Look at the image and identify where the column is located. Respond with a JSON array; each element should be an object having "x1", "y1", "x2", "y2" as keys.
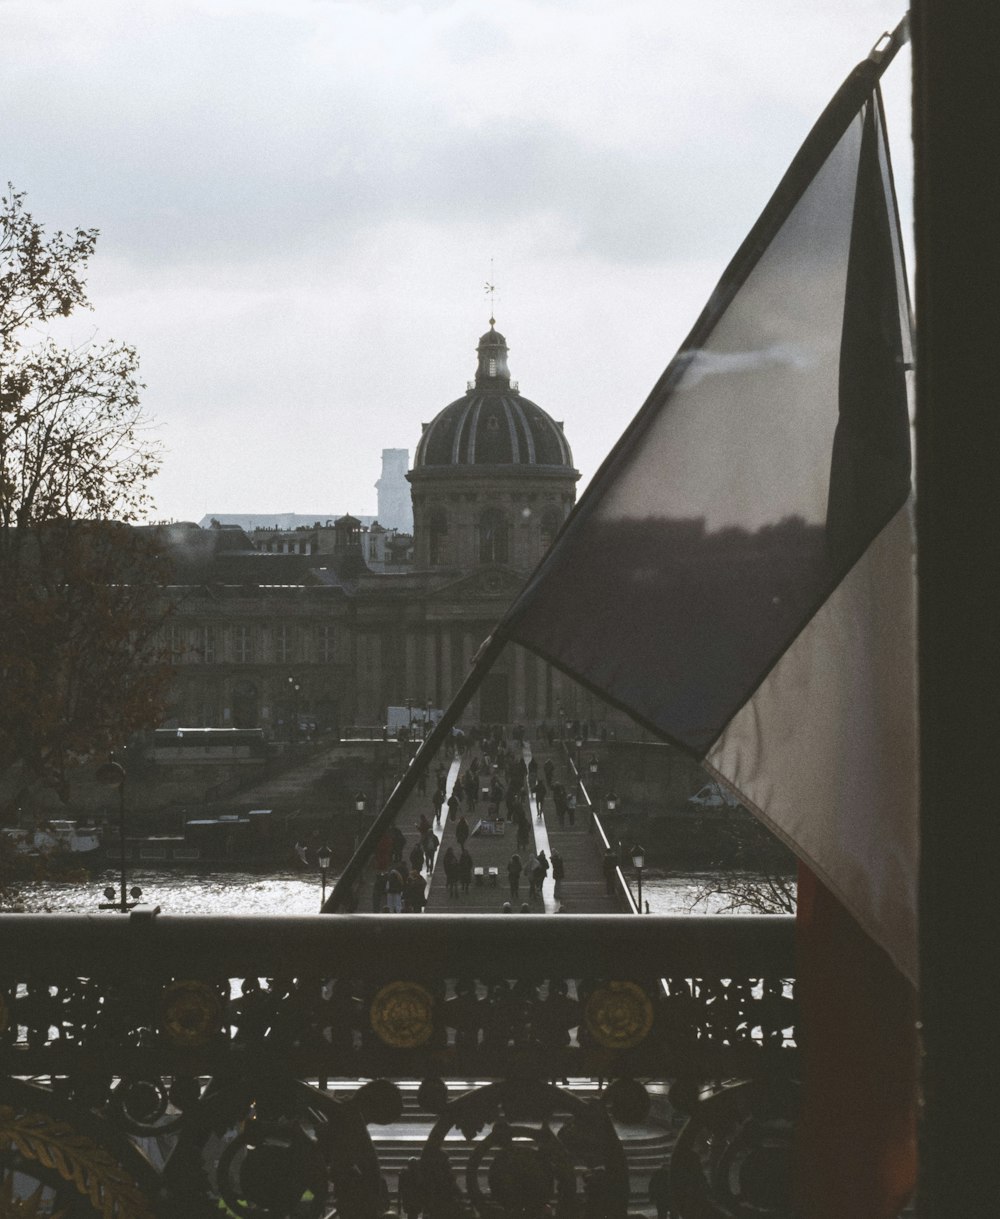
[{"x1": 440, "y1": 627, "x2": 453, "y2": 705}]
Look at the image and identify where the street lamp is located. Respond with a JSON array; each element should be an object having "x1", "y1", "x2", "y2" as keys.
[
  {"x1": 96, "y1": 757, "x2": 142, "y2": 912},
  {"x1": 631, "y1": 843, "x2": 646, "y2": 913},
  {"x1": 317, "y1": 843, "x2": 332, "y2": 908},
  {"x1": 287, "y1": 676, "x2": 302, "y2": 752},
  {"x1": 605, "y1": 790, "x2": 619, "y2": 812},
  {"x1": 355, "y1": 791, "x2": 367, "y2": 849},
  {"x1": 588, "y1": 753, "x2": 599, "y2": 779}
]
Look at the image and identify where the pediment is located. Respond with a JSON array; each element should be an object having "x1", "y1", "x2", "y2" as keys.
[{"x1": 426, "y1": 566, "x2": 527, "y2": 602}]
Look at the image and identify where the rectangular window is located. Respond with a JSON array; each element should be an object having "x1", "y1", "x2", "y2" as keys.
[
  {"x1": 318, "y1": 624, "x2": 334, "y2": 664},
  {"x1": 234, "y1": 625, "x2": 253, "y2": 664},
  {"x1": 202, "y1": 626, "x2": 216, "y2": 663},
  {"x1": 276, "y1": 624, "x2": 291, "y2": 665},
  {"x1": 167, "y1": 625, "x2": 183, "y2": 664}
]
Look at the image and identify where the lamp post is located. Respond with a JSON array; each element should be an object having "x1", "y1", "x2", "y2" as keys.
[
  {"x1": 287, "y1": 675, "x2": 301, "y2": 753},
  {"x1": 318, "y1": 843, "x2": 332, "y2": 909},
  {"x1": 354, "y1": 791, "x2": 367, "y2": 850},
  {"x1": 574, "y1": 734, "x2": 584, "y2": 793},
  {"x1": 96, "y1": 757, "x2": 142, "y2": 912},
  {"x1": 588, "y1": 753, "x2": 599, "y2": 781},
  {"x1": 631, "y1": 843, "x2": 645, "y2": 913}
]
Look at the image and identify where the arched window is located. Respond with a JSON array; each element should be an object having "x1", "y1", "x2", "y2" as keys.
[
  {"x1": 479, "y1": 508, "x2": 509, "y2": 565},
  {"x1": 540, "y1": 507, "x2": 563, "y2": 552},
  {"x1": 428, "y1": 509, "x2": 448, "y2": 565}
]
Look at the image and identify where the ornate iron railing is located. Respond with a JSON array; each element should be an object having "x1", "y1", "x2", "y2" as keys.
[{"x1": 0, "y1": 912, "x2": 797, "y2": 1218}]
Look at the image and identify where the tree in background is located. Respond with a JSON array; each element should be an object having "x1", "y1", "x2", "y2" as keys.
[
  {"x1": 0, "y1": 185, "x2": 170, "y2": 806},
  {"x1": 690, "y1": 810, "x2": 797, "y2": 914}
]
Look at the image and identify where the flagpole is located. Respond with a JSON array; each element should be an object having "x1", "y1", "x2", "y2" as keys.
[
  {"x1": 869, "y1": 14, "x2": 910, "y2": 69},
  {"x1": 322, "y1": 630, "x2": 507, "y2": 912}
]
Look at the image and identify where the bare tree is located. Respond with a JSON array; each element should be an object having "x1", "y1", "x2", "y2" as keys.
[
  {"x1": 0, "y1": 186, "x2": 169, "y2": 804},
  {"x1": 689, "y1": 808, "x2": 797, "y2": 915}
]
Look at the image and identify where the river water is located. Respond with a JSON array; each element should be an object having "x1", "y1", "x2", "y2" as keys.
[{"x1": 12, "y1": 867, "x2": 790, "y2": 916}]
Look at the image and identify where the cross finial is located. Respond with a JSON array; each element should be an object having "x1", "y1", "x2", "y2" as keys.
[{"x1": 484, "y1": 259, "x2": 497, "y2": 326}]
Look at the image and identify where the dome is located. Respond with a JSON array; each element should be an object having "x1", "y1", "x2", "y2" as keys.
[{"x1": 412, "y1": 323, "x2": 575, "y2": 472}]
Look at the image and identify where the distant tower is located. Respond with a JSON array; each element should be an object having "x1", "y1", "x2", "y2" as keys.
[{"x1": 375, "y1": 449, "x2": 413, "y2": 533}]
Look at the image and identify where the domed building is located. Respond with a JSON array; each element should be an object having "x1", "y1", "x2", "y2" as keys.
[
  {"x1": 410, "y1": 323, "x2": 578, "y2": 573},
  {"x1": 158, "y1": 320, "x2": 608, "y2": 733}
]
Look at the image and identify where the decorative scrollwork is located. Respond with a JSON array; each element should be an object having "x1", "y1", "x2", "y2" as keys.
[
  {"x1": 158, "y1": 979, "x2": 224, "y2": 1048},
  {"x1": 0, "y1": 1102, "x2": 155, "y2": 1219},
  {"x1": 584, "y1": 982, "x2": 654, "y2": 1050},
  {"x1": 421, "y1": 1079, "x2": 631, "y2": 1218},
  {"x1": 670, "y1": 1077, "x2": 798, "y2": 1219},
  {"x1": 370, "y1": 981, "x2": 434, "y2": 1048},
  {"x1": 165, "y1": 1077, "x2": 387, "y2": 1218}
]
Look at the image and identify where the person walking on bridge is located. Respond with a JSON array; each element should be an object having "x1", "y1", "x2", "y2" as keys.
[
  {"x1": 551, "y1": 849, "x2": 565, "y2": 906},
  {"x1": 458, "y1": 848, "x2": 473, "y2": 895},
  {"x1": 602, "y1": 849, "x2": 618, "y2": 896},
  {"x1": 537, "y1": 849, "x2": 550, "y2": 893},
  {"x1": 386, "y1": 866, "x2": 403, "y2": 913},
  {"x1": 526, "y1": 851, "x2": 541, "y2": 901},
  {"x1": 508, "y1": 852, "x2": 523, "y2": 902},
  {"x1": 553, "y1": 783, "x2": 567, "y2": 828},
  {"x1": 403, "y1": 868, "x2": 426, "y2": 913},
  {"x1": 443, "y1": 847, "x2": 459, "y2": 898}
]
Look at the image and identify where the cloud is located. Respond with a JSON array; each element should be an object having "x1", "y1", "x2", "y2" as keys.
[{"x1": 0, "y1": 0, "x2": 912, "y2": 522}]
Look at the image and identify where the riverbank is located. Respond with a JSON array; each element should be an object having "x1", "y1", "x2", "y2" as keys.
[{"x1": 5, "y1": 867, "x2": 795, "y2": 916}]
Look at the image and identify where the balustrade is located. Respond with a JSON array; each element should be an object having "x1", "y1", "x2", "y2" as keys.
[{"x1": 0, "y1": 913, "x2": 797, "y2": 1218}]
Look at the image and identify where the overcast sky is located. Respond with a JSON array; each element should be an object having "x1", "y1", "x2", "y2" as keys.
[{"x1": 2, "y1": 0, "x2": 912, "y2": 525}]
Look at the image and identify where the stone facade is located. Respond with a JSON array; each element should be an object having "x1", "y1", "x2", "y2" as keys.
[{"x1": 158, "y1": 323, "x2": 610, "y2": 735}]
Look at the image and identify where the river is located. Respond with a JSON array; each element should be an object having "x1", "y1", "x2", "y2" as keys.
[{"x1": 11, "y1": 867, "x2": 792, "y2": 916}]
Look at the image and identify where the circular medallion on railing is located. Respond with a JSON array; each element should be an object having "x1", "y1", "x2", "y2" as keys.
[
  {"x1": 158, "y1": 980, "x2": 223, "y2": 1048},
  {"x1": 584, "y1": 982, "x2": 654, "y2": 1050},
  {"x1": 370, "y1": 981, "x2": 434, "y2": 1048}
]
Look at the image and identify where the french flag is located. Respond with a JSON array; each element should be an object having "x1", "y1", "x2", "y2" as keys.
[{"x1": 495, "y1": 35, "x2": 918, "y2": 1218}]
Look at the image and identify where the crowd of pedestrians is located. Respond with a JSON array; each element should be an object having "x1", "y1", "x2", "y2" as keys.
[{"x1": 364, "y1": 721, "x2": 589, "y2": 914}]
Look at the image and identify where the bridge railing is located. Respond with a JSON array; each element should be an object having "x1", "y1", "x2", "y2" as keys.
[
  {"x1": 0, "y1": 911, "x2": 797, "y2": 1218},
  {"x1": 564, "y1": 743, "x2": 639, "y2": 913}
]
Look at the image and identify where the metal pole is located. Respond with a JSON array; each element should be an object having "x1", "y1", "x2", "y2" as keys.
[{"x1": 118, "y1": 779, "x2": 127, "y2": 913}]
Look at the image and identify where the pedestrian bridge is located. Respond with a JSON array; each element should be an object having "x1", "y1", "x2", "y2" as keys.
[{"x1": 420, "y1": 740, "x2": 633, "y2": 915}]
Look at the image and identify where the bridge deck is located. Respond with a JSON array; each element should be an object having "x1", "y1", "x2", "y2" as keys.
[{"x1": 422, "y1": 741, "x2": 621, "y2": 914}]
